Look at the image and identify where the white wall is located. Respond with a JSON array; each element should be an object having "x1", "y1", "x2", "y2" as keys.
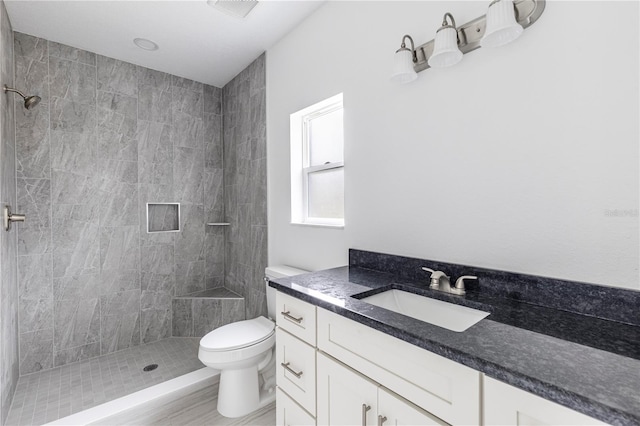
[{"x1": 266, "y1": 1, "x2": 639, "y2": 289}]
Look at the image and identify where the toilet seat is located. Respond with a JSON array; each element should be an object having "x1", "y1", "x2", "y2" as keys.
[{"x1": 200, "y1": 316, "x2": 275, "y2": 352}]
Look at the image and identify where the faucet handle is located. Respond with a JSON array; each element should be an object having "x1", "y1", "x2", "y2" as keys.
[
  {"x1": 454, "y1": 275, "x2": 477, "y2": 294},
  {"x1": 421, "y1": 267, "x2": 435, "y2": 274}
]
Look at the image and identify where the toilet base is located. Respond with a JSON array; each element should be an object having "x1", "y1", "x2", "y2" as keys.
[{"x1": 216, "y1": 363, "x2": 276, "y2": 418}]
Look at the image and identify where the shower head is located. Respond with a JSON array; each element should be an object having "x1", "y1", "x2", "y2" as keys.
[{"x1": 3, "y1": 85, "x2": 41, "y2": 110}]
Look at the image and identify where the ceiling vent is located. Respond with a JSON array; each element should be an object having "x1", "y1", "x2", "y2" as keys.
[{"x1": 207, "y1": 0, "x2": 259, "y2": 19}]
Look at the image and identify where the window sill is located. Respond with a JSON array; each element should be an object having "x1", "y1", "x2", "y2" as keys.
[{"x1": 291, "y1": 221, "x2": 344, "y2": 229}]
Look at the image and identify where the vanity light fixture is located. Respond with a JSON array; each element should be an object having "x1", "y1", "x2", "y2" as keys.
[
  {"x1": 481, "y1": 0, "x2": 524, "y2": 48},
  {"x1": 391, "y1": 0, "x2": 545, "y2": 83},
  {"x1": 390, "y1": 35, "x2": 418, "y2": 84},
  {"x1": 428, "y1": 13, "x2": 463, "y2": 69}
]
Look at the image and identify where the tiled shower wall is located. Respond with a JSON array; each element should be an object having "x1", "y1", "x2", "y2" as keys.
[
  {"x1": 223, "y1": 55, "x2": 267, "y2": 320},
  {"x1": 14, "y1": 32, "x2": 225, "y2": 374},
  {"x1": 0, "y1": 1, "x2": 18, "y2": 423}
]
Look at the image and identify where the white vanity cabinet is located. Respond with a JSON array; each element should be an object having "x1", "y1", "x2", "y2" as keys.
[
  {"x1": 484, "y1": 377, "x2": 607, "y2": 426},
  {"x1": 275, "y1": 292, "x2": 318, "y2": 425},
  {"x1": 274, "y1": 290, "x2": 607, "y2": 426},
  {"x1": 317, "y1": 352, "x2": 445, "y2": 426},
  {"x1": 317, "y1": 309, "x2": 480, "y2": 425}
]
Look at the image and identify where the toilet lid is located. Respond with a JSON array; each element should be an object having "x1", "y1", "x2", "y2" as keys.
[{"x1": 200, "y1": 316, "x2": 275, "y2": 351}]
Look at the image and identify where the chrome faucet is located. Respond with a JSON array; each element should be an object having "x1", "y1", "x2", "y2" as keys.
[{"x1": 421, "y1": 267, "x2": 477, "y2": 296}]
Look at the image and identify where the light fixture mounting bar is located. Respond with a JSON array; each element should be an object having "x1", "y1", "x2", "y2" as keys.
[{"x1": 414, "y1": 0, "x2": 545, "y2": 73}]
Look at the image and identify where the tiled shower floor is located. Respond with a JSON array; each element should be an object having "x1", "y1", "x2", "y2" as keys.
[{"x1": 6, "y1": 337, "x2": 203, "y2": 426}]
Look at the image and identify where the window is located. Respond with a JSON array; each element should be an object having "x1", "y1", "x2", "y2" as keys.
[{"x1": 290, "y1": 93, "x2": 344, "y2": 227}]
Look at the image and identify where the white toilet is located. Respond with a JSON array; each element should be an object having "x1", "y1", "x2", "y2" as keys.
[{"x1": 198, "y1": 265, "x2": 308, "y2": 418}]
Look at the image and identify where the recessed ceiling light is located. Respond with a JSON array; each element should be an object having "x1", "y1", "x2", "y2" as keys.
[
  {"x1": 207, "y1": 0, "x2": 258, "y2": 19},
  {"x1": 133, "y1": 38, "x2": 159, "y2": 51}
]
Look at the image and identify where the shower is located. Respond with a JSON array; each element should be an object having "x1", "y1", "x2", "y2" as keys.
[{"x1": 3, "y1": 84, "x2": 40, "y2": 109}]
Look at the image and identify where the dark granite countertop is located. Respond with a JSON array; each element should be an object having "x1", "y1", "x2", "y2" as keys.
[{"x1": 269, "y1": 266, "x2": 640, "y2": 426}]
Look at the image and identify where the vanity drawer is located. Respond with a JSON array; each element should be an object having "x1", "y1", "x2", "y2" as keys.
[
  {"x1": 276, "y1": 387, "x2": 316, "y2": 426},
  {"x1": 276, "y1": 291, "x2": 316, "y2": 345},
  {"x1": 317, "y1": 308, "x2": 480, "y2": 425},
  {"x1": 276, "y1": 328, "x2": 317, "y2": 416}
]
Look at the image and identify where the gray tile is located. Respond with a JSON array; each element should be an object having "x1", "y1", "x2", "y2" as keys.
[
  {"x1": 48, "y1": 41, "x2": 96, "y2": 65},
  {"x1": 175, "y1": 204, "x2": 204, "y2": 262},
  {"x1": 138, "y1": 67, "x2": 171, "y2": 90},
  {"x1": 54, "y1": 342, "x2": 100, "y2": 367},
  {"x1": 204, "y1": 85, "x2": 221, "y2": 115},
  {"x1": 20, "y1": 329, "x2": 53, "y2": 374},
  {"x1": 141, "y1": 244, "x2": 174, "y2": 292},
  {"x1": 204, "y1": 169, "x2": 224, "y2": 222},
  {"x1": 172, "y1": 87, "x2": 203, "y2": 118},
  {"x1": 175, "y1": 261, "x2": 205, "y2": 296},
  {"x1": 54, "y1": 297, "x2": 100, "y2": 349},
  {"x1": 18, "y1": 253, "x2": 52, "y2": 300},
  {"x1": 51, "y1": 170, "x2": 100, "y2": 206},
  {"x1": 138, "y1": 184, "x2": 175, "y2": 246},
  {"x1": 138, "y1": 120, "x2": 173, "y2": 185},
  {"x1": 206, "y1": 276, "x2": 224, "y2": 290},
  {"x1": 14, "y1": 32, "x2": 47, "y2": 61},
  {"x1": 100, "y1": 270, "x2": 140, "y2": 294},
  {"x1": 96, "y1": 90, "x2": 137, "y2": 134},
  {"x1": 140, "y1": 291, "x2": 172, "y2": 343},
  {"x1": 100, "y1": 290, "x2": 141, "y2": 354},
  {"x1": 49, "y1": 56, "x2": 96, "y2": 105},
  {"x1": 100, "y1": 226, "x2": 140, "y2": 271},
  {"x1": 171, "y1": 299, "x2": 193, "y2": 337},
  {"x1": 51, "y1": 97, "x2": 96, "y2": 133},
  {"x1": 100, "y1": 182, "x2": 138, "y2": 226},
  {"x1": 19, "y1": 298, "x2": 53, "y2": 334},
  {"x1": 18, "y1": 226, "x2": 51, "y2": 255},
  {"x1": 204, "y1": 113, "x2": 223, "y2": 171},
  {"x1": 138, "y1": 82, "x2": 172, "y2": 124},
  {"x1": 17, "y1": 178, "x2": 51, "y2": 228},
  {"x1": 205, "y1": 227, "x2": 224, "y2": 279},
  {"x1": 173, "y1": 111, "x2": 204, "y2": 149},
  {"x1": 50, "y1": 129, "x2": 97, "y2": 175},
  {"x1": 192, "y1": 298, "x2": 245, "y2": 337},
  {"x1": 15, "y1": 98, "x2": 50, "y2": 179},
  {"x1": 51, "y1": 206, "x2": 99, "y2": 254},
  {"x1": 97, "y1": 55, "x2": 137, "y2": 96},
  {"x1": 172, "y1": 76, "x2": 203, "y2": 92},
  {"x1": 53, "y1": 273, "x2": 100, "y2": 300},
  {"x1": 174, "y1": 147, "x2": 204, "y2": 204}
]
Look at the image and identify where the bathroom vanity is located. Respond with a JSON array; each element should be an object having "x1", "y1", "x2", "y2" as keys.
[{"x1": 271, "y1": 250, "x2": 640, "y2": 425}]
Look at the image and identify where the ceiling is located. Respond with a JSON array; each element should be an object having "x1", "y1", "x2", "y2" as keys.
[{"x1": 5, "y1": 0, "x2": 325, "y2": 88}]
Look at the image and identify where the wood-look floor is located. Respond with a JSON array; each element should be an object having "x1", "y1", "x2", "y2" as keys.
[{"x1": 92, "y1": 381, "x2": 275, "y2": 426}]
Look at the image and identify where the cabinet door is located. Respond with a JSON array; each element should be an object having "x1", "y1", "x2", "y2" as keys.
[
  {"x1": 378, "y1": 387, "x2": 447, "y2": 426},
  {"x1": 276, "y1": 291, "x2": 317, "y2": 346},
  {"x1": 276, "y1": 328, "x2": 317, "y2": 415},
  {"x1": 484, "y1": 377, "x2": 607, "y2": 426},
  {"x1": 276, "y1": 388, "x2": 316, "y2": 426},
  {"x1": 317, "y1": 353, "x2": 378, "y2": 426}
]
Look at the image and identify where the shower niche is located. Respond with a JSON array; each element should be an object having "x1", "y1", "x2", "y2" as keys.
[{"x1": 146, "y1": 203, "x2": 180, "y2": 233}]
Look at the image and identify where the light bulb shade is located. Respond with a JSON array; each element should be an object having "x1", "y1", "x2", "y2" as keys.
[
  {"x1": 390, "y1": 49, "x2": 418, "y2": 84},
  {"x1": 481, "y1": 0, "x2": 524, "y2": 48},
  {"x1": 428, "y1": 27, "x2": 463, "y2": 69}
]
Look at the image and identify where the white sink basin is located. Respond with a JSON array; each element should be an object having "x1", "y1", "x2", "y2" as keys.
[{"x1": 360, "y1": 289, "x2": 490, "y2": 332}]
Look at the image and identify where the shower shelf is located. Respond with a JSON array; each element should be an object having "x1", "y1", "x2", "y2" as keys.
[{"x1": 206, "y1": 222, "x2": 231, "y2": 226}]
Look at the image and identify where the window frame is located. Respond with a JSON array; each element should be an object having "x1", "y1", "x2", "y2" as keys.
[{"x1": 290, "y1": 93, "x2": 344, "y2": 227}]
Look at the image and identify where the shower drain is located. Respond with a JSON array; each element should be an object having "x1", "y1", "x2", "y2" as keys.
[{"x1": 143, "y1": 364, "x2": 159, "y2": 372}]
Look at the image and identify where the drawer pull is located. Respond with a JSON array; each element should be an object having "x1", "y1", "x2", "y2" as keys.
[
  {"x1": 281, "y1": 310, "x2": 303, "y2": 323},
  {"x1": 281, "y1": 362, "x2": 303, "y2": 378},
  {"x1": 362, "y1": 404, "x2": 371, "y2": 426},
  {"x1": 378, "y1": 415, "x2": 387, "y2": 426}
]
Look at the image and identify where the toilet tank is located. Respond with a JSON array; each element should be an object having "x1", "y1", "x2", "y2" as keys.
[{"x1": 264, "y1": 265, "x2": 309, "y2": 320}]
